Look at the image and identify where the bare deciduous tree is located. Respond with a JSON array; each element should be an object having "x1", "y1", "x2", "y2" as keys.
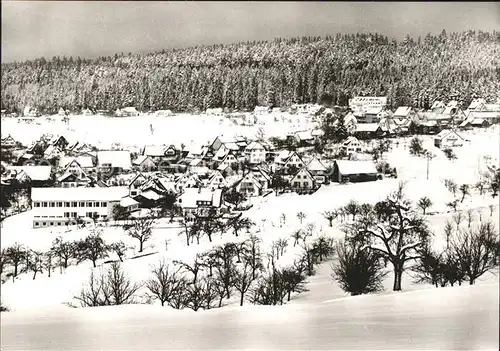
[
  {"x1": 125, "y1": 218, "x2": 155, "y2": 253},
  {"x1": 459, "y1": 184, "x2": 470, "y2": 203},
  {"x1": 466, "y1": 209, "x2": 476, "y2": 229},
  {"x1": 322, "y1": 210, "x2": 338, "y2": 227},
  {"x1": 28, "y1": 250, "x2": 44, "y2": 280},
  {"x1": 417, "y1": 196, "x2": 433, "y2": 215},
  {"x1": 233, "y1": 260, "x2": 255, "y2": 306},
  {"x1": 5, "y1": 243, "x2": 26, "y2": 277},
  {"x1": 296, "y1": 211, "x2": 306, "y2": 224},
  {"x1": 290, "y1": 229, "x2": 303, "y2": 247},
  {"x1": 51, "y1": 236, "x2": 76, "y2": 270},
  {"x1": 74, "y1": 262, "x2": 141, "y2": 307},
  {"x1": 76, "y1": 231, "x2": 109, "y2": 268},
  {"x1": 347, "y1": 185, "x2": 431, "y2": 291},
  {"x1": 450, "y1": 221, "x2": 499, "y2": 285},
  {"x1": 452, "y1": 211, "x2": 464, "y2": 230},
  {"x1": 109, "y1": 241, "x2": 129, "y2": 262},
  {"x1": 344, "y1": 200, "x2": 360, "y2": 221},
  {"x1": 146, "y1": 260, "x2": 187, "y2": 307}
]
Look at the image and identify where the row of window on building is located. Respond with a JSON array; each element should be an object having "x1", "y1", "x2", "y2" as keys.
[{"x1": 33, "y1": 201, "x2": 108, "y2": 208}]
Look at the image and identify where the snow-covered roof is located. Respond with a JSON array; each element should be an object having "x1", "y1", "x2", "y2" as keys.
[
  {"x1": 484, "y1": 104, "x2": 500, "y2": 112},
  {"x1": 335, "y1": 160, "x2": 377, "y2": 175},
  {"x1": 295, "y1": 130, "x2": 313, "y2": 140},
  {"x1": 420, "y1": 112, "x2": 452, "y2": 121},
  {"x1": 355, "y1": 123, "x2": 380, "y2": 132},
  {"x1": 7, "y1": 166, "x2": 52, "y2": 181},
  {"x1": 178, "y1": 188, "x2": 222, "y2": 208},
  {"x1": 468, "y1": 98, "x2": 486, "y2": 110},
  {"x1": 190, "y1": 166, "x2": 210, "y2": 175},
  {"x1": 59, "y1": 156, "x2": 94, "y2": 169},
  {"x1": 97, "y1": 150, "x2": 132, "y2": 169},
  {"x1": 393, "y1": 106, "x2": 412, "y2": 117},
  {"x1": 189, "y1": 158, "x2": 203, "y2": 167},
  {"x1": 311, "y1": 129, "x2": 325, "y2": 137},
  {"x1": 435, "y1": 129, "x2": 464, "y2": 140},
  {"x1": 140, "y1": 190, "x2": 161, "y2": 201},
  {"x1": 342, "y1": 136, "x2": 361, "y2": 146},
  {"x1": 307, "y1": 157, "x2": 327, "y2": 172},
  {"x1": 122, "y1": 107, "x2": 138, "y2": 113},
  {"x1": 468, "y1": 111, "x2": 500, "y2": 120},
  {"x1": 245, "y1": 141, "x2": 266, "y2": 150},
  {"x1": 132, "y1": 155, "x2": 152, "y2": 166},
  {"x1": 224, "y1": 142, "x2": 240, "y2": 151},
  {"x1": 120, "y1": 196, "x2": 139, "y2": 207},
  {"x1": 32, "y1": 186, "x2": 128, "y2": 202},
  {"x1": 143, "y1": 145, "x2": 166, "y2": 157},
  {"x1": 471, "y1": 118, "x2": 487, "y2": 125},
  {"x1": 364, "y1": 106, "x2": 384, "y2": 115}
]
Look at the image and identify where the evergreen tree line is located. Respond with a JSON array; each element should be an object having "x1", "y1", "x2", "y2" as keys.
[{"x1": 1, "y1": 30, "x2": 499, "y2": 114}]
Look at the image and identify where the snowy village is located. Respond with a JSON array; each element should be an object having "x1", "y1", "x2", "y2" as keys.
[{"x1": 1, "y1": 2, "x2": 500, "y2": 349}]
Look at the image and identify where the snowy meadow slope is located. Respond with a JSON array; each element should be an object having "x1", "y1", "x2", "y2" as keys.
[{"x1": 1, "y1": 283, "x2": 498, "y2": 350}]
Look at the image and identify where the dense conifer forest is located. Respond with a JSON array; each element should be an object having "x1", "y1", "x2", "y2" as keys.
[{"x1": 1, "y1": 30, "x2": 499, "y2": 114}]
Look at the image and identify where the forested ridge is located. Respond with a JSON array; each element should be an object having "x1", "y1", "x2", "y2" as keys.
[{"x1": 1, "y1": 30, "x2": 499, "y2": 114}]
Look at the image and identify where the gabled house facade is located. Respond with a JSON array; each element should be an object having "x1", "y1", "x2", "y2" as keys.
[
  {"x1": 245, "y1": 141, "x2": 267, "y2": 165},
  {"x1": 290, "y1": 167, "x2": 316, "y2": 190},
  {"x1": 433, "y1": 129, "x2": 465, "y2": 148},
  {"x1": 234, "y1": 172, "x2": 263, "y2": 197}
]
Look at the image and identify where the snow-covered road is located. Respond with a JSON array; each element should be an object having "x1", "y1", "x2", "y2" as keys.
[{"x1": 2, "y1": 283, "x2": 498, "y2": 350}]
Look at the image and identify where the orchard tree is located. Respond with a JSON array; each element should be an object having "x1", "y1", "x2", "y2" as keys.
[
  {"x1": 459, "y1": 184, "x2": 470, "y2": 203},
  {"x1": 344, "y1": 200, "x2": 360, "y2": 221},
  {"x1": 5, "y1": 243, "x2": 26, "y2": 277},
  {"x1": 296, "y1": 211, "x2": 306, "y2": 224},
  {"x1": 346, "y1": 183, "x2": 431, "y2": 291},
  {"x1": 146, "y1": 260, "x2": 186, "y2": 307},
  {"x1": 322, "y1": 210, "x2": 338, "y2": 227},
  {"x1": 450, "y1": 221, "x2": 499, "y2": 285},
  {"x1": 28, "y1": 250, "x2": 44, "y2": 280},
  {"x1": 290, "y1": 229, "x2": 303, "y2": 247},
  {"x1": 51, "y1": 236, "x2": 76, "y2": 269},
  {"x1": 125, "y1": 218, "x2": 155, "y2": 253},
  {"x1": 417, "y1": 196, "x2": 433, "y2": 215},
  {"x1": 76, "y1": 231, "x2": 110, "y2": 268}
]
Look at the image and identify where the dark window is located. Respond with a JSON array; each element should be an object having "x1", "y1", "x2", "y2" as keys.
[
  {"x1": 50, "y1": 222, "x2": 54, "y2": 226},
  {"x1": 64, "y1": 202, "x2": 70, "y2": 207},
  {"x1": 79, "y1": 202, "x2": 85, "y2": 207},
  {"x1": 35, "y1": 222, "x2": 39, "y2": 226},
  {"x1": 57, "y1": 202, "x2": 63, "y2": 207},
  {"x1": 64, "y1": 212, "x2": 70, "y2": 218},
  {"x1": 71, "y1": 202, "x2": 77, "y2": 207},
  {"x1": 101, "y1": 202, "x2": 107, "y2": 207},
  {"x1": 87, "y1": 202, "x2": 93, "y2": 207},
  {"x1": 49, "y1": 202, "x2": 55, "y2": 207},
  {"x1": 95, "y1": 202, "x2": 100, "y2": 207},
  {"x1": 34, "y1": 202, "x2": 40, "y2": 207},
  {"x1": 42, "y1": 202, "x2": 48, "y2": 207}
]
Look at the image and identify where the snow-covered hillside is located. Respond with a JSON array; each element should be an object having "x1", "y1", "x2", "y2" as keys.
[
  {"x1": 1, "y1": 115, "x2": 499, "y2": 350},
  {"x1": 1, "y1": 283, "x2": 498, "y2": 350}
]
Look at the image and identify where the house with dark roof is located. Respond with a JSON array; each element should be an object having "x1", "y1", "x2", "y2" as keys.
[{"x1": 333, "y1": 160, "x2": 378, "y2": 183}]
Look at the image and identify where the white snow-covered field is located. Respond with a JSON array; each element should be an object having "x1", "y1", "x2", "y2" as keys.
[
  {"x1": 1, "y1": 283, "x2": 498, "y2": 350},
  {"x1": 1, "y1": 115, "x2": 499, "y2": 349},
  {"x1": 1, "y1": 113, "x2": 316, "y2": 151}
]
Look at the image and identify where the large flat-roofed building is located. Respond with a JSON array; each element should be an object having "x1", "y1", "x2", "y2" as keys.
[{"x1": 31, "y1": 187, "x2": 128, "y2": 228}]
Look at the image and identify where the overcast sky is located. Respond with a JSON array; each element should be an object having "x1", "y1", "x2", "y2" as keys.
[{"x1": 2, "y1": 1, "x2": 499, "y2": 63}]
